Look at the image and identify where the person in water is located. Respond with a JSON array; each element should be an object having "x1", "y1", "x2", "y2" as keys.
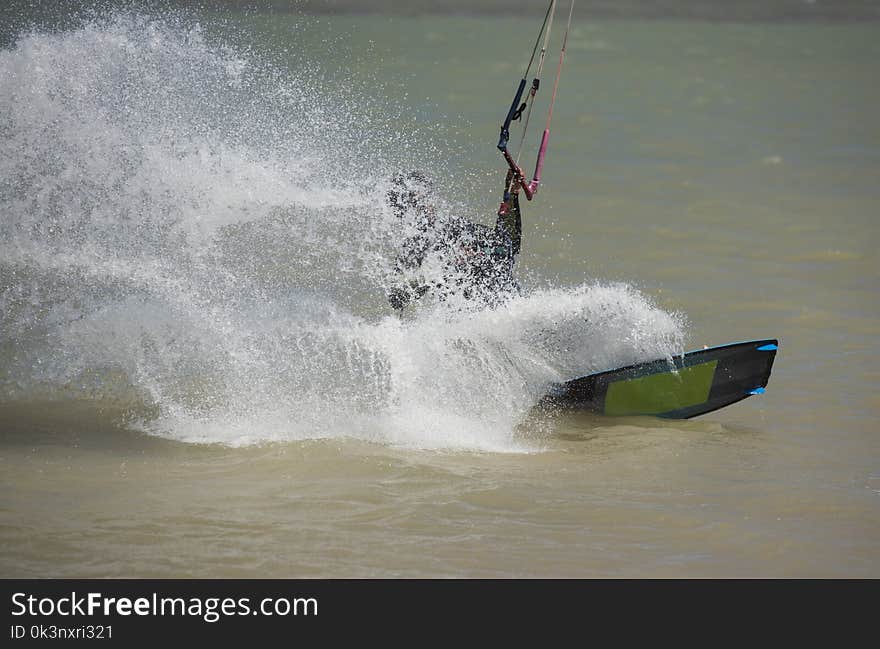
[{"x1": 385, "y1": 170, "x2": 522, "y2": 310}]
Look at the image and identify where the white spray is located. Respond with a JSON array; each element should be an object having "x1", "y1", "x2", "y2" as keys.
[{"x1": 0, "y1": 13, "x2": 685, "y2": 451}]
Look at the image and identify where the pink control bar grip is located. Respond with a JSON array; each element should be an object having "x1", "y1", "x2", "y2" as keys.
[{"x1": 528, "y1": 129, "x2": 550, "y2": 196}]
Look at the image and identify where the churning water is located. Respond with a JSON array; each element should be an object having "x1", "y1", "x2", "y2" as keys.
[{"x1": 0, "y1": 13, "x2": 683, "y2": 451}]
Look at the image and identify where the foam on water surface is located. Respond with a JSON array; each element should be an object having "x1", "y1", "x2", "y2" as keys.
[{"x1": 0, "y1": 13, "x2": 686, "y2": 451}]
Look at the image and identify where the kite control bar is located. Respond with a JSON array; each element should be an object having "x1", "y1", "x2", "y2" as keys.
[
  {"x1": 500, "y1": 134, "x2": 548, "y2": 202},
  {"x1": 495, "y1": 0, "x2": 573, "y2": 203},
  {"x1": 497, "y1": 78, "x2": 527, "y2": 153}
]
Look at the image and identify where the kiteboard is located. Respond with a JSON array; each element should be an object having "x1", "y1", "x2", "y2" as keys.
[{"x1": 541, "y1": 339, "x2": 778, "y2": 419}]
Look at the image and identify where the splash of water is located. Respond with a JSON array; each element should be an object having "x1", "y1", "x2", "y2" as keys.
[{"x1": 0, "y1": 13, "x2": 685, "y2": 451}]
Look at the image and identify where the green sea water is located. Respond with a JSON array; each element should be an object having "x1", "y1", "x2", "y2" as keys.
[{"x1": 1, "y1": 10, "x2": 878, "y2": 577}]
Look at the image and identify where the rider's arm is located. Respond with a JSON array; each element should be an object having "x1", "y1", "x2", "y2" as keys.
[
  {"x1": 496, "y1": 171, "x2": 522, "y2": 256},
  {"x1": 388, "y1": 234, "x2": 431, "y2": 310}
]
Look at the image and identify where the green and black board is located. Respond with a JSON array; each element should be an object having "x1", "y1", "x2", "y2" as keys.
[{"x1": 542, "y1": 339, "x2": 778, "y2": 419}]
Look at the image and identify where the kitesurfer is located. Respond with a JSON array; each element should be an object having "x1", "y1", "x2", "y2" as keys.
[{"x1": 385, "y1": 170, "x2": 522, "y2": 311}]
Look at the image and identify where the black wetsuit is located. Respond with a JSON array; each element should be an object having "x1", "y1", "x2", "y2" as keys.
[{"x1": 389, "y1": 183, "x2": 522, "y2": 310}]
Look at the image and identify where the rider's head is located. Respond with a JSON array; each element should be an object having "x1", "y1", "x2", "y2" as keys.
[{"x1": 387, "y1": 171, "x2": 435, "y2": 220}]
